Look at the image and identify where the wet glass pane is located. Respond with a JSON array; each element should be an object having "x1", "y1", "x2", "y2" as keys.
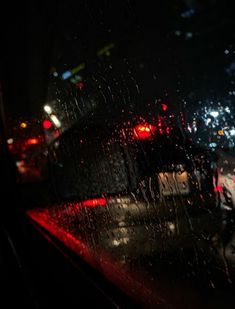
[{"x1": 5, "y1": 1, "x2": 235, "y2": 307}]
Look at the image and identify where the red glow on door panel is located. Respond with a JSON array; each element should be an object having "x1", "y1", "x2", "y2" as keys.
[
  {"x1": 26, "y1": 205, "x2": 155, "y2": 306},
  {"x1": 134, "y1": 124, "x2": 156, "y2": 140}
]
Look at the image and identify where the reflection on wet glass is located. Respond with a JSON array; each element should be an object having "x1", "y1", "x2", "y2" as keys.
[{"x1": 25, "y1": 1, "x2": 235, "y2": 308}]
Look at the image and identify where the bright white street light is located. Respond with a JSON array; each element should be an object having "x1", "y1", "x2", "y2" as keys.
[{"x1": 44, "y1": 105, "x2": 52, "y2": 114}]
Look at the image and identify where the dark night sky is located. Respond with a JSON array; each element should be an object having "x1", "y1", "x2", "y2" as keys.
[
  {"x1": 0, "y1": 1, "x2": 176, "y2": 117},
  {"x1": 1, "y1": 0, "x2": 235, "y2": 120}
]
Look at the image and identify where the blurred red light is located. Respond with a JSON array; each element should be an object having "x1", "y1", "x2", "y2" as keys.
[
  {"x1": 7, "y1": 144, "x2": 14, "y2": 151},
  {"x1": 43, "y1": 119, "x2": 52, "y2": 129},
  {"x1": 161, "y1": 104, "x2": 168, "y2": 111},
  {"x1": 76, "y1": 82, "x2": 84, "y2": 90},
  {"x1": 166, "y1": 126, "x2": 171, "y2": 134},
  {"x1": 134, "y1": 123, "x2": 156, "y2": 140},
  {"x1": 82, "y1": 198, "x2": 107, "y2": 207},
  {"x1": 27, "y1": 138, "x2": 39, "y2": 145},
  {"x1": 214, "y1": 185, "x2": 223, "y2": 192}
]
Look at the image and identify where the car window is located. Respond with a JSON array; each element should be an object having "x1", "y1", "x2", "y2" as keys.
[{"x1": 6, "y1": 1, "x2": 235, "y2": 307}]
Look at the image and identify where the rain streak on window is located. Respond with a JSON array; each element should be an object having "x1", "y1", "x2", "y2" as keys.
[{"x1": 26, "y1": 1, "x2": 235, "y2": 308}]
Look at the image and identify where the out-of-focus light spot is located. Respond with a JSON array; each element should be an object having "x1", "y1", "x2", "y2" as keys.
[
  {"x1": 71, "y1": 74, "x2": 82, "y2": 84},
  {"x1": 97, "y1": 43, "x2": 115, "y2": 57},
  {"x1": 62, "y1": 70, "x2": 72, "y2": 80},
  {"x1": 214, "y1": 185, "x2": 223, "y2": 192},
  {"x1": 165, "y1": 127, "x2": 171, "y2": 134},
  {"x1": 27, "y1": 138, "x2": 39, "y2": 145},
  {"x1": 71, "y1": 63, "x2": 85, "y2": 74},
  {"x1": 209, "y1": 142, "x2": 217, "y2": 148},
  {"x1": 113, "y1": 239, "x2": 121, "y2": 246},
  {"x1": 7, "y1": 138, "x2": 14, "y2": 144},
  {"x1": 181, "y1": 9, "x2": 195, "y2": 18},
  {"x1": 53, "y1": 72, "x2": 58, "y2": 77},
  {"x1": 75, "y1": 82, "x2": 84, "y2": 90},
  {"x1": 230, "y1": 129, "x2": 235, "y2": 136},
  {"x1": 8, "y1": 144, "x2": 13, "y2": 151},
  {"x1": 16, "y1": 161, "x2": 26, "y2": 174},
  {"x1": 81, "y1": 198, "x2": 107, "y2": 207},
  {"x1": 54, "y1": 141, "x2": 60, "y2": 148},
  {"x1": 210, "y1": 111, "x2": 219, "y2": 118},
  {"x1": 185, "y1": 32, "x2": 193, "y2": 39},
  {"x1": 134, "y1": 123, "x2": 156, "y2": 140},
  {"x1": 112, "y1": 237, "x2": 129, "y2": 246},
  {"x1": 161, "y1": 103, "x2": 168, "y2": 111},
  {"x1": 53, "y1": 130, "x2": 60, "y2": 139},
  {"x1": 218, "y1": 130, "x2": 225, "y2": 136},
  {"x1": 168, "y1": 222, "x2": 175, "y2": 232},
  {"x1": 224, "y1": 49, "x2": 229, "y2": 55},
  {"x1": 206, "y1": 118, "x2": 212, "y2": 125},
  {"x1": 187, "y1": 125, "x2": 192, "y2": 133},
  {"x1": 43, "y1": 119, "x2": 52, "y2": 130},
  {"x1": 50, "y1": 115, "x2": 61, "y2": 128},
  {"x1": 20, "y1": 122, "x2": 27, "y2": 129},
  {"x1": 223, "y1": 205, "x2": 233, "y2": 211},
  {"x1": 44, "y1": 105, "x2": 52, "y2": 114},
  {"x1": 175, "y1": 30, "x2": 181, "y2": 36}
]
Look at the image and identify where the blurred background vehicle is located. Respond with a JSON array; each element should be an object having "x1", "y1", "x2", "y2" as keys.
[{"x1": 44, "y1": 107, "x2": 218, "y2": 234}]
